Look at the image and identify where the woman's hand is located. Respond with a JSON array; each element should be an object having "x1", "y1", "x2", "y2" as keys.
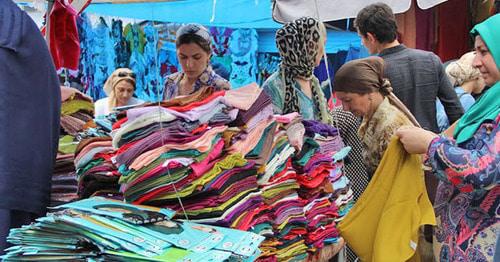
[
  {"x1": 286, "y1": 122, "x2": 305, "y2": 152},
  {"x1": 396, "y1": 126, "x2": 439, "y2": 154},
  {"x1": 309, "y1": 237, "x2": 345, "y2": 261}
]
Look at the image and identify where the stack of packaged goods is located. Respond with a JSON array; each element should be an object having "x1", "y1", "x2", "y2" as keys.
[
  {"x1": 2, "y1": 197, "x2": 264, "y2": 261},
  {"x1": 51, "y1": 87, "x2": 95, "y2": 206}
]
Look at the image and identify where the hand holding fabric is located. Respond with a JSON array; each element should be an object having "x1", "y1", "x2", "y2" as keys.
[
  {"x1": 286, "y1": 122, "x2": 305, "y2": 152},
  {"x1": 396, "y1": 126, "x2": 439, "y2": 154}
]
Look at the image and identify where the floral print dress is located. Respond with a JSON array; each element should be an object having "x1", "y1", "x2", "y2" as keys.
[{"x1": 425, "y1": 114, "x2": 499, "y2": 261}]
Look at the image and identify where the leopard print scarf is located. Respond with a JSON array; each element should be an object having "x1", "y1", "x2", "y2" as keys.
[{"x1": 276, "y1": 17, "x2": 328, "y2": 122}]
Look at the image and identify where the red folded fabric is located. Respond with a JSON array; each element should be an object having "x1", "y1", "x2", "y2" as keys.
[{"x1": 112, "y1": 117, "x2": 128, "y2": 130}]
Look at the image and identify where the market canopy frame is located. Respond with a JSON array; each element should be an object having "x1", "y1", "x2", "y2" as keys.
[{"x1": 272, "y1": 0, "x2": 448, "y2": 23}]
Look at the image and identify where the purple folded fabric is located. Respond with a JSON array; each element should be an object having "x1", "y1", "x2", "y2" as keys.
[
  {"x1": 182, "y1": 177, "x2": 258, "y2": 210},
  {"x1": 232, "y1": 91, "x2": 272, "y2": 126},
  {"x1": 302, "y1": 120, "x2": 339, "y2": 137},
  {"x1": 115, "y1": 125, "x2": 206, "y2": 167}
]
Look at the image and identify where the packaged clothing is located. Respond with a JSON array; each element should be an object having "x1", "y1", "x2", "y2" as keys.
[
  {"x1": 338, "y1": 138, "x2": 436, "y2": 262},
  {"x1": 2, "y1": 197, "x2": 264, "y2": 261}
]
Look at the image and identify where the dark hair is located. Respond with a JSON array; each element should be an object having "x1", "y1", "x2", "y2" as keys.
[
  {"x1": 355, "y1": 3, "x2": 398, "y2": 43},
  {"x1": 175, "y1": 34, "x2": 211, "y2": 54}
]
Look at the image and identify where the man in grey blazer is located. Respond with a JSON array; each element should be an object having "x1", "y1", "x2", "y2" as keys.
[{"x1": 355, "y1": 2, "x2": 464, "y2": 133}]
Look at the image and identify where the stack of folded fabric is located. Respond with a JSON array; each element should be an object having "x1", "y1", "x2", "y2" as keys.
[
  {"x1": 60, "y1": 86, "x2": 94, "y2": 136},
  {"x1": 2, "y1": 197, "x2": 264, "y2": 261},
  {"x1": 51, "y1": 153, "x2": 79, "y2": 206},
  {"x1": 75, "y1": 137, "x2": 118, "y2": 199},
  {"x1": 295, "y1": 120, "x2": 354, "y2": 252},
  {"x1": 253, "y1": 115, "x2": 308, "y2": 261},
  {"x1": 69, "y1": 84, "x2": 353, "y2": 261},
  {"x1": 115, "y1": 86, "x2": 270, "y2": 230},
  {"x1": 51, "y1": 87, "x2": 95, "y2": 206}
]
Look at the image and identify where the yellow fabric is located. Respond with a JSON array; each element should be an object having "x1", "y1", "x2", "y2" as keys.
[
  {"x1": 338, "y1": 138, "x2": 436, "y2": 262},
  {"x1": 61, "y1": 99, "x2": 94, "y2": 115}
]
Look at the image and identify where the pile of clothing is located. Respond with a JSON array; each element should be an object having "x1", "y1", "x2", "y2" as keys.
[
  {"x1": 74, "y1": 137, "x2": 118, "y2": 199},
  {"x1": 60, "y1": 86, "x2": 94, "y2": 136},
  {"x1": 295, "y1": 120, "x2": 353, "y2": 251},
  {"x1": 73, "y1": 84, "x2": 352, "y2": 260},
  {"x1": 51, "y1": 87, "x2": 95, "y2": 206},
  {"x1": 2, "y1": 197, "x2": 264, "y2": 261},
  {"x1": 252, "y1": 116, "x2": 353, "y2": 261}
]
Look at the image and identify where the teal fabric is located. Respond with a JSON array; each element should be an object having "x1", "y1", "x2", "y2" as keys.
[
  {"x1": 247, "y1": 122, "x2": 276, "y2": 157},
  {"x1": 455, "y1": 14, "x2": 500, "y2": 143},
  {"x1": 262, "y1": 71, "x2": 318, "y2": 120},
  {"x1": 453, "y1": 82, "x2": 500, "y2": 143},
  {"x1": 293, "y1": 138, "x2": 320, "y2": 167}
]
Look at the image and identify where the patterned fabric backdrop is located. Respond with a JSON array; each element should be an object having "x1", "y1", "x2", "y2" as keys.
[
  {"x1": 76, "y1": 15, "x2": 267, "y2": 102},
  {"x1": 73, "y1": 15, "x2": 363, "y2": 103}
]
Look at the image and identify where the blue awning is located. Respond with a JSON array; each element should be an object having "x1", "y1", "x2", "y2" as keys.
[
  {"x1": 85, "y1": 0, "x2": 361, "y2": 53},
  {"x1": 85, "y1": 0, "x2": 282, "y2": 29}
]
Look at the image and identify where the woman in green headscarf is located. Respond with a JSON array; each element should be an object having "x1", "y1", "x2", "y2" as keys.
[{"x1": 396, "y1": 14, "x2": 500, "y2": 260}]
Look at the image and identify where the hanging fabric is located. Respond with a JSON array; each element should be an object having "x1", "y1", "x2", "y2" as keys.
[
  {"x1": 338, "y1": 138, "x2": 436, "y2": 262},
  {"x1": 47, "y1": 0, "x2": 80, "y2": 70}
]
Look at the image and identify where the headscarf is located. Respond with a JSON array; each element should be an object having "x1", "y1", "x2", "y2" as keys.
[
  {"x1": 176, "y1": 23, "x2": 211, "y2": 47},
  {"x1": 445, "y1": 52, "x2": 481, "y2": 87},
  {"x1": 276, "y1": 17, "x2": 327, "y2": 122},
  {"x1": 454, "y1": 14, "x2": 500, "y2": 143},
  {"x1": 471, "y1": 14, "x2": 500, "y2": 70},
  {"x1": 333, "y1": 56, "x2": 420, "y2": 127},
  {"x1": 103, "y1": 68, "x2": 136, "y2": 110}
]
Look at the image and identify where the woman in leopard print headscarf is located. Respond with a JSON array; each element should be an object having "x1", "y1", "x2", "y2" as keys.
[
  {"x1": 262, "y1": 17, "x2": 371, "y2": 261},
  {"x1": 262, "y1": 17, "x2": 332, "y2": 124},
  {"x1": 262, "y1": 17, "x2": 369, "y2": 202}
]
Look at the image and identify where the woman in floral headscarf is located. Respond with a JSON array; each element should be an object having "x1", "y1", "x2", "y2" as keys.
[
  {"x1": 397, "y1": 14, "x2": 500, "y2": 261},
  {"x1": 333, "y1": 56, "x2": 420, "y2": 175},
  {"x1": 163, "y1": 23, "x2": 230, "y2": 100}
]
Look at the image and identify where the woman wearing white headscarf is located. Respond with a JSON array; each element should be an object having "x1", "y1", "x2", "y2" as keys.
[
  {"x1": 94, "y1": 68, "x2": 143, "y2": 118},
  {"x1": 436, "y1": 52, "x2": 485, "y2": 131}
]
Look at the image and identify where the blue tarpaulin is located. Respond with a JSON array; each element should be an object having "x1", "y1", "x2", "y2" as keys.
[
  {"x1": 85, "y1": 0, "x2": 281, "y2": 29},
  {"x1": 84, "y1": 0, "x2": 362, "y2": 53}
]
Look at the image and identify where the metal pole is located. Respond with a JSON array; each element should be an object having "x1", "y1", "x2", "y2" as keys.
[{"x1": 45, "y1": 0, "x2": 55, "y2": 44}]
